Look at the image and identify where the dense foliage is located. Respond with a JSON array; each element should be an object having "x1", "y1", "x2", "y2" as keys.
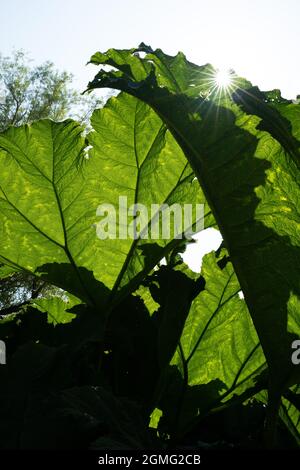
[
  {"x1": 0, "y1": 51, "x2": 102, "y2": 313},
  {"x1": 0, "y1": 45, "x2": 299, "y2": 449},
  {"x1": 0, "y1": 50, "x2": 101, "y2": 131}
]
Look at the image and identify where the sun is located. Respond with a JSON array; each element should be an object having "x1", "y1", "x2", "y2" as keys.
[
  {"x1": 213, "y1": 68, "x2": 233, "y2": 90},
  {"x1": 206, "y1": 66, "x2": 235, "y2": 97}
]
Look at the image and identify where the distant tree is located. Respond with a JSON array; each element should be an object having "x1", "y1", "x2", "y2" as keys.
[
  {"x1": 0, "y1": 51, "x2": 102, "y2": 312},
  {"x1": 0, "y1": 50, "x2": 102, "y2": 131}
]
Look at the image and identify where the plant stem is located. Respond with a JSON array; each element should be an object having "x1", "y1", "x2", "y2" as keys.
[{"x1": 264, "y1": 391, "x2": 281, "y2": 448}]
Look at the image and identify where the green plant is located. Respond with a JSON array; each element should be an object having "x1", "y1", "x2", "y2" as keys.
[
  {"x1": 0, "y1": 50, "x2": 102, "y2": 315},
  {"x1": 0, "y1": 45, "x2": 299, "y2": 449}
]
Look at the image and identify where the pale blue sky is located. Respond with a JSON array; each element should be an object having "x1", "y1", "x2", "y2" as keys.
[
  {"x1": 1, "y1": 0, "x2": 299, "y2": 98},
  {"x1": 1, "y1": 0, "x2": 299, "y2": 270}
]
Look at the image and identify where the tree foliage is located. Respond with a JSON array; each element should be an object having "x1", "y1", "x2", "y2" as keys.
[{"x1": 0, "y1": 50, "x2": 101, "y2": 131}]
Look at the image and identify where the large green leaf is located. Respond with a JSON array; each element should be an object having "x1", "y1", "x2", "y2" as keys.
[
  {"x1": 174, "y1": 250, "x2": 266, "y2": 397},
  {"x1": 145, "y1": 251, "x2": 266, "y2": 438},
  {"x1": 0, "y1": 93, "x2": 211, "y2": 310},
  {"x1": 88, "y1": 93, "x2": 213, "y2": 301},
  {"x1": 87, "y1": 45, "x2": 300, "y2": 396}
]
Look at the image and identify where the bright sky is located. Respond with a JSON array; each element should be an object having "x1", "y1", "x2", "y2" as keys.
[
  {"x1": 1, "y1": 0, "x2": 298, "y2": 270},
  {"x1": 2, "y1": 0, "x2": 299, "y2": 98}
]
